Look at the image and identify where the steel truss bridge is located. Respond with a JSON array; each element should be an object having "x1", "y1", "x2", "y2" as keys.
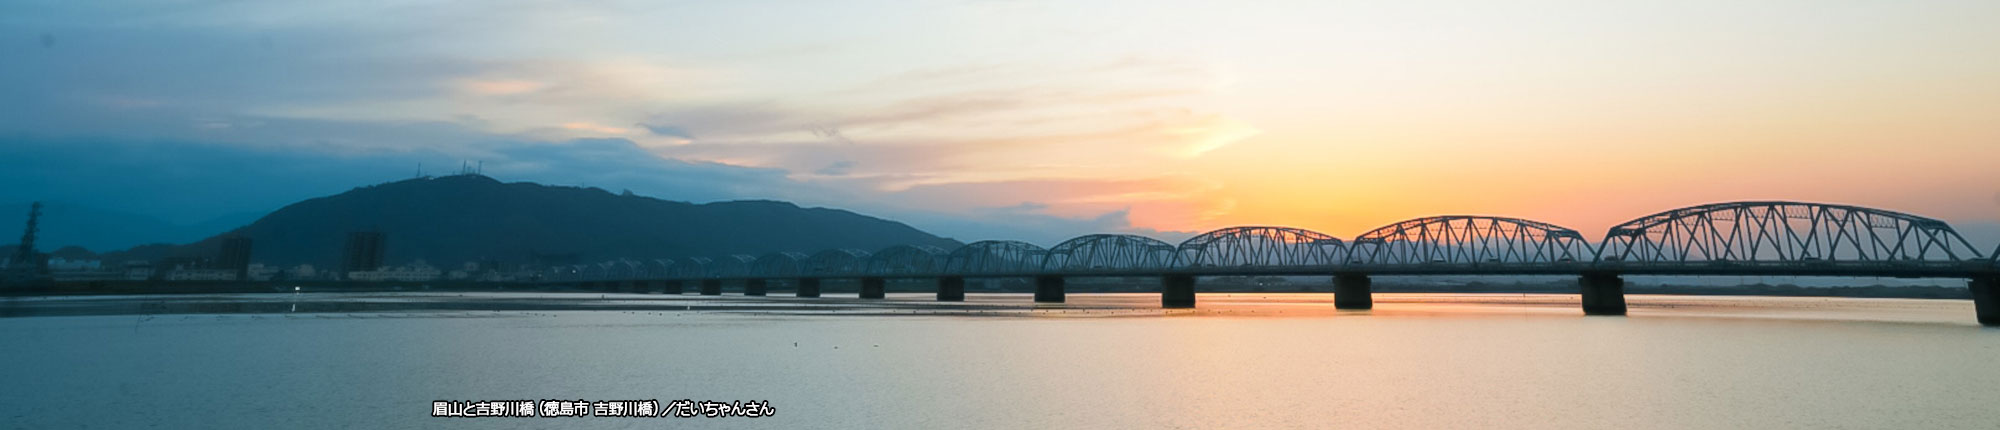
[{"x1": 536, "y1": 201, "x2": 2000, "y2": 325}]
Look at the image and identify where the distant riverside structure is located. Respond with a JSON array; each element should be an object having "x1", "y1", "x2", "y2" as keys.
[
  {"x1": 342, "y1": 231, "x2": 387, "y2": 275},
  {"x1": 218, "y1": 237, "x2": 253, "y2": 282},
  {"x1": 2, "y1": 202, "x2": 50, "y2": 287},
  {"x1": 346, "y1": 261, "x2": 443, "y2": 282}
]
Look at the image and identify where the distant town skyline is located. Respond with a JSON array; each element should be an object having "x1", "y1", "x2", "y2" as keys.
[{"x1": 6, "y1": 0, "x2": 1999, "y2": 247}]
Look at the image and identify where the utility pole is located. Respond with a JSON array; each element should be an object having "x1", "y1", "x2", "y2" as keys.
[
  {"x1": 4, "y1": 202, "x2": 49, "y2": 287},
  {"x1": 13, "y1": 202, "x2": 38, "y2": 261}
]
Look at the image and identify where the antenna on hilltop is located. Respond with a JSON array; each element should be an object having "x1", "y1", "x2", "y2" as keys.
[{"x1": 416, "y1": 162, "x2": 423, "y2": 178}]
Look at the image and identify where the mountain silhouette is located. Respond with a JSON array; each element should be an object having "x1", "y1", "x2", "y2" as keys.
[{"x1": 96, "y1": 175, "x2": 959, "y2": 267}]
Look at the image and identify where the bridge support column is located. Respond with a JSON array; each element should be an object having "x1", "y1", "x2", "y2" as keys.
[
  {"x1": 796, "y1": 278, "x2": 821, "y2": 298},
  {"x1": 937, "y1": 276, "x2": 965, "y2": 302},
  {"x1": 700, "y1": 279, "x2": 722, "y2": 296},
  {"x1": 1970, "y1": 276, "x2": 1999, "y2": 327},
  {"x1": 1579, "y1": 273, "x2": 1627, "y2": 316},
  {"x1": 744, "y1": 279, "x2": 767, "y2": 296},
  {"x1": 663, "y1": 280, "x2": 683, "y2": 295},
  {"x1": 1034, "y1": 275, "x2": 1065, "y2": 303},
  {"x1": 860, "y1": 277, "x2": 886, "y2": 299},
  {"x1": 1334, "y1": 273, "x2": 1372, "y2": 310},
  {"x1": 1162, "y1": 274, "x2": 1196, "y2": 308}
]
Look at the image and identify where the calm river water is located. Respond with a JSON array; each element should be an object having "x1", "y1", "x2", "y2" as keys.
[{"x1": 2, "y1": 292, "x2": 1996, "y2": 429}]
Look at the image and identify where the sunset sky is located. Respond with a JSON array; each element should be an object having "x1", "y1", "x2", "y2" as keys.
[{"x1": 5, "y1": 0, "x2": 1999, "y2": 247}]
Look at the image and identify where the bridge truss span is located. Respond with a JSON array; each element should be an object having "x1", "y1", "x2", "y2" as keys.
[
  {"x1": 711, "y1": 254, "x2": 757, "y2": 278},
  {"x1": 943, "y1": 240, "x2": 1048, "y2": 275},
  {"x1": 753, "y1": 252, "x2": 811, "y2": 277},
  {"x1": 807, "y1": 249, "x2": 871, "y2": 277},
  {"x1": 1176, "y1": 226, "x2": 1346, "y2": 270},
  {"x1": 1350, "y1": 215, "x2": 1593, "y2": 267},
  {"x1": 651, "y1": 257, "x2": 709, "y2": 279},
  {"x1": 604, "y1": 259, "x2": 644, "y2": 280},
  {"x1": 1043, "y1": 234, "x2": 1179, "y2": 273},
  {"x1": 680, "y1": 256, "x2": 715, "y2": 278},
  {"x1": 1597, "y1": 201, "x2": 1987, "y2": 271},
  {"x1": 645, "y1": 259, "x2": 676, "y2": 279},
  {"x1": 867, "y1": 245, "x2": 947, "y2": 275}
]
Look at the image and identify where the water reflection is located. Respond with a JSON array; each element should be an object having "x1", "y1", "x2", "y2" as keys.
[
  {"x1": 0, "y1": 293, "x2": 1993, "y2": 429},
  {"x1": 0, "y1": 292, "x2": 1980, "y2": 325}
]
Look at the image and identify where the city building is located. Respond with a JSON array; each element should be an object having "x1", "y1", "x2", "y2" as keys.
[
  {"x1": 342, "y1": 231, "x2": 387, "y2": 275},
  {"x1": 217, "y1": 237, "x2": 253, "y2": 281}
]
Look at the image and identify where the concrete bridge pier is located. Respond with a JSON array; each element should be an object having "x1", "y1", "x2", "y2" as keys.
[
  {"x1": 744, "y1": 279, "x2": 767, "y2": 296},
  {"x1": 1034, "y1": 275, "x2": 1065, "y2": 303},
  {"x1": 1334, "y1": 273, "x2": 1373, "y2": 310},
  {"x1": 1579, "y1": 272, "x2": 1627, "y2": 316},
  {"x1": 1970, "y1": 276, "x2": 1999, "y2": 327},
  {"x1": 663, "y1": 280, "x2": 683, "y2": 295},
  {"x1": 860, "y1": 277, "x2": 887, "y2": 299},
  {"x1": 937, "y1": 276, "x2": 965, "y2": 302},
  {"x1": 796, "y1": 278, "x2": 821, "y2": 298},
  {"x1": 1162, "y1": 274, "x2": 1196, "y2": 308},
  {"x1": 700, "y1": 279, "x2": 722, "y2": 296}
]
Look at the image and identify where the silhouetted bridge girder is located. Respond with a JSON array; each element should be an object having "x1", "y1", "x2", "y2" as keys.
[
  {"x1": 1352, "y1": 215, "x2": 1591, "y2": 265},
  {"x1": 544, "y1": 201, "x2": 2000, "y2": 325},
  {"x1": 1598, "y1": 201, "x2": 1986, "y2": 267}
]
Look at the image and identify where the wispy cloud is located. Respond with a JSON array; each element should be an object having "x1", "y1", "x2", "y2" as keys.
[{"x1": 13, "y1": 0, "x2": 1996, "y2": 242}]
